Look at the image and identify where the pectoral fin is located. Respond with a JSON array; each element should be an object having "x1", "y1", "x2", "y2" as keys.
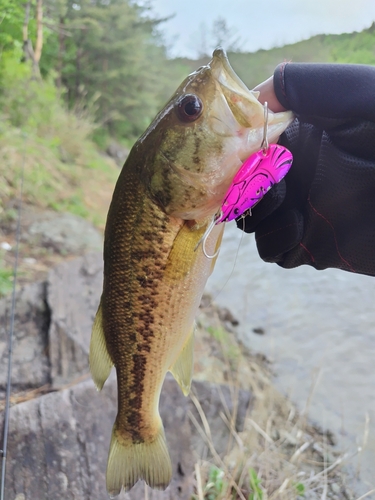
[
  {"x1": 165, "y1": 222, "x2": 206, "y2": 281},
  {"x1": 89, "y1": 301, "x2": 114, "y2": 390},
  {"x1": 169, "y1": 326, "x2": 195, "y2": 396}
]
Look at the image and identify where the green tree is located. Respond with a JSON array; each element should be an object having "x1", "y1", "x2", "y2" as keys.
[
  {"x1": 0, "y1": 0, "x2": 25, "y2": 53},
  {"x1": 327, "y1": 23, "x2": 375, "y2": 64},
  {"x1": 41, "y1": 0, "x2": 188, "y2": 139},
  {"x1": 0, "y1": 0, "x2": 189, "y2": 142}
]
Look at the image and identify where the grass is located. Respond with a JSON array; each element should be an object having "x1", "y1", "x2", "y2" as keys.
[
  {"x1": 0, "y1": 264, "x2": 13, "y2": 298},
  {"x1": 0, "y1": 121, "x2": 119, "y2": 288},
  {"x1": 0, "y1": 54, "x2": 120, "y2": 230},
  {"x1": 191, "y1": 298, "x2": 362, "y2": 500},
  {"x1": 0, "y1": 58, "x2": 121, "y2": 289},
  {"x1": 0, "y1": 120, "x2": 119, "y2": 229}
]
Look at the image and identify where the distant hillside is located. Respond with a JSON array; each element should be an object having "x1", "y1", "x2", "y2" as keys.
[{"x1": 176, "y1": 22, "x2": 375, "y2": 89}]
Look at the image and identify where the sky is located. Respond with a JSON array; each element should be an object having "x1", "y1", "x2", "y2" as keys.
[{"x1": 148, "y1": 0, "x2": 375, "y2": 58}]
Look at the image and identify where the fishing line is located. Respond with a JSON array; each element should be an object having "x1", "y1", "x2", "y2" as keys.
[
  {"x1": 208, "y1": 216, "x2": 246, "y2": 304},
  {"x1": 0, "y1": 132, "x2": 26, "y2": 500},
  {"x1": 206, "y1": 101, "x2": 271, "y2": 304}
]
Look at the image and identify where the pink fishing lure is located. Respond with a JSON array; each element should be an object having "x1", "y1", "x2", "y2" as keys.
[{"x1": 217, "y1": 144, "x2": 293, "y2": 223}]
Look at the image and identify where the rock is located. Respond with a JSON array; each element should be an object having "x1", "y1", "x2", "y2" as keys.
[
  {"x1": 27, "y1": 211, "x2": 103, "y2": 254},
  {"x1": 106, "y1": 142, "x2": 129, "y2": 167},
  {"x1": 2, "y1": 372, "x2": 252, "y2": 500},
  {"x1": 0, "y1": 281, "x2": 50, "y2": 390},
  {"x1": 331, "y1": 483, "x2": 341, "y2": 494},
  {"x1": 47, "y1": 253, "x2": 103, "y2": 387},
  {"x1": 0, "y1": 252, "x2": 103, "y2": 393},
  {"x1": 216, "y1": 306, "x2": 239, "y2": 328}
]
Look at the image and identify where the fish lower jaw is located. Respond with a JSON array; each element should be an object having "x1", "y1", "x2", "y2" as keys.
[
  {"x1": 237, "y1": 115, "x2": 295, "y2": 161},
  {"x1": 267, "y1": 111, "x2": 295, "y2": 142}
]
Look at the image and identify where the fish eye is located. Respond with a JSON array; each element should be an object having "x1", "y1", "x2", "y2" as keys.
[{"x1": 176, "y1": 94, "x2": 203, "y2": 122}]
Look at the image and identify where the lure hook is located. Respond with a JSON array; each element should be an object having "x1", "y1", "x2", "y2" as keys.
[
  {"x1": 195, "y1": 211, "x2": 222, "y2": 260},
  {"x1": 260, "y1": 101, "x2": 269, "y2": 155}
]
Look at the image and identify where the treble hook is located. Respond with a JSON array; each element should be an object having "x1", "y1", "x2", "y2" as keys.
[{"x1": 194, "y1": 211, "x2": 223, "y2": 260}]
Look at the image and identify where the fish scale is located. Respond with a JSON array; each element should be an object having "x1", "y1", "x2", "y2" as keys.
[{"x1": 102, "y1": 166, "x2": 179, "y2": 425}]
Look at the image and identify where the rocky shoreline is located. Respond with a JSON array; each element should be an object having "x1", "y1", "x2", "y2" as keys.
[{"x1": 0, "y1": 250, "x2": 360, "y2": 499}]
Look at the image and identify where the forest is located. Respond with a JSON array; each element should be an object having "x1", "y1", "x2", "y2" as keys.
[
  {"x1": 0, "y1": 0, "x2": 193, "y2": 142},
  {"x1": 2, "y1": 1, "x2": 375, "y2": 144}
]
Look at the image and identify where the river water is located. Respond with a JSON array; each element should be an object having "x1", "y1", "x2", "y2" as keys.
[{"x1": 204, "y1": 222, "x2": 375, "y2": 493}]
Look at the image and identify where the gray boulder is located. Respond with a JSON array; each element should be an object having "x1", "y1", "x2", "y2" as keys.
[
  {"x1": 2, "y1": 373, "x2": 252, "y2": 499},
  {"x1": 27, "y1": 212, "x2": 103, "y2": 254},
  {"x1": 0, "y1": 281, "x2": 50, "y2": 391},
  {"x1": 106, "y1": 142, "x2": 129, "y2": 167},
  {"x1": 47, "y1": 253, "x2": 103, "y2": 387},
  {"x1": 0, "y1": 253, "x2": 104, "y2": 392}
]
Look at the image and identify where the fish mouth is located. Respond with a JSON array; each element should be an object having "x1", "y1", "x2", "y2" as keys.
[
  {"x1": 209, "y1": 48, "x2": 251, "y2": 95},
  {"x1": 208, "y1": 48, "x2": 263, "y2": 128},
  {"x1": 208, "y1": 48, "x2": 293, "y2": 131}
]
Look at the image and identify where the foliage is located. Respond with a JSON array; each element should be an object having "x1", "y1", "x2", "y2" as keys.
[
  {"x1": 0, "y1": 254, "x2": 13, "y2": 298},
  {"x1": 0, "y1": 2, "x2": 374, "y2": 228},
  {"x1": 40, "y1": 0, "x2": 189, "y2": 139},
  {"x1": 206, "y1": 326, "x2": 241, "y2": 363},
  {"x1": 294, "y1": 482, "x2": 305, "y2": 496},
  {"x1": 326, "y1": 23, "x2": 375, "y2": 65},
  {"x1": 2, "y1": 1, "x2": 374, "y2": 143},
  {"x1": 201, "y1": 465, "x2": 228, "y2": 500},
  {"x1": 0, "y1": 0, "x2": 27, "y2": 52},
  {"x1": 0, "y1": 50, "x2": 118, "y2": 226},
  {"x1": 0, "y1": 0, "x2": 189, "y2": 141},
  {"x1": 181, "y1": 23, "x2": 375, "y2": 90},
  {"x1": 229, "y1": 24, "x2": 375, "y2": 88},
  {"x1": 248, "y1": 468, "x2": 263, "y2": 500}
]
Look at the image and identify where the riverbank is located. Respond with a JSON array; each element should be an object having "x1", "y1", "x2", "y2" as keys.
[
  {"x1": 0, "y1": 235, "x2": 361, "y2": 498},
  {"x1": 193, "y1": 295, "x2": 359, "y2": 499},
  {"x1": 205, "y1": 223, "x2": 375, "y2": 497},
  {"x1": 0, "y1": 144, "x2": 367, "y2": 497}
]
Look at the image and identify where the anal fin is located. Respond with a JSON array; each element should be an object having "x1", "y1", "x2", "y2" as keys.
[
  {"x1": 168, "y1": 326, "x2": 195, "y2": 396},
  {"x1": 89, "y1": 301, "x2": 114, "y2": 390}
]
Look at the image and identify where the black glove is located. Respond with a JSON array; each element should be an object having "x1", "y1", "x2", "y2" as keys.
[{"x1": 237, "y1": 63, "x2": 375, "y2": 277}]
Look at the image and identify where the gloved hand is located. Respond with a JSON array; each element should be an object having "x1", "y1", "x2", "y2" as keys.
[{"x1": 237, "y1": 63, "x2": 375, "y2": 277}]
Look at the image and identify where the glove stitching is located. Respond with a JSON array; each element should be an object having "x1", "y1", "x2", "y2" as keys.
[
  {"x1": 299, "y1": 242, "x2": 315, "y2": 263},
  {"x1": 279, "y1": 62, "x2": 288, "y2": 102},
  {"x1": 307, "y1": 194, "x2": 356, "y2": 273}
]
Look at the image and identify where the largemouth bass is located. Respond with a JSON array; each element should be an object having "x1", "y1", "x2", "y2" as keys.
[{"x1": 89, "y1": 49, "x2": 293, "y2": 497}]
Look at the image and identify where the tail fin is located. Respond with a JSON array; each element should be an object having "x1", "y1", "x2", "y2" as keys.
[{"x1": 106, "y1": 425, "x2": 172, "y2": 497}]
